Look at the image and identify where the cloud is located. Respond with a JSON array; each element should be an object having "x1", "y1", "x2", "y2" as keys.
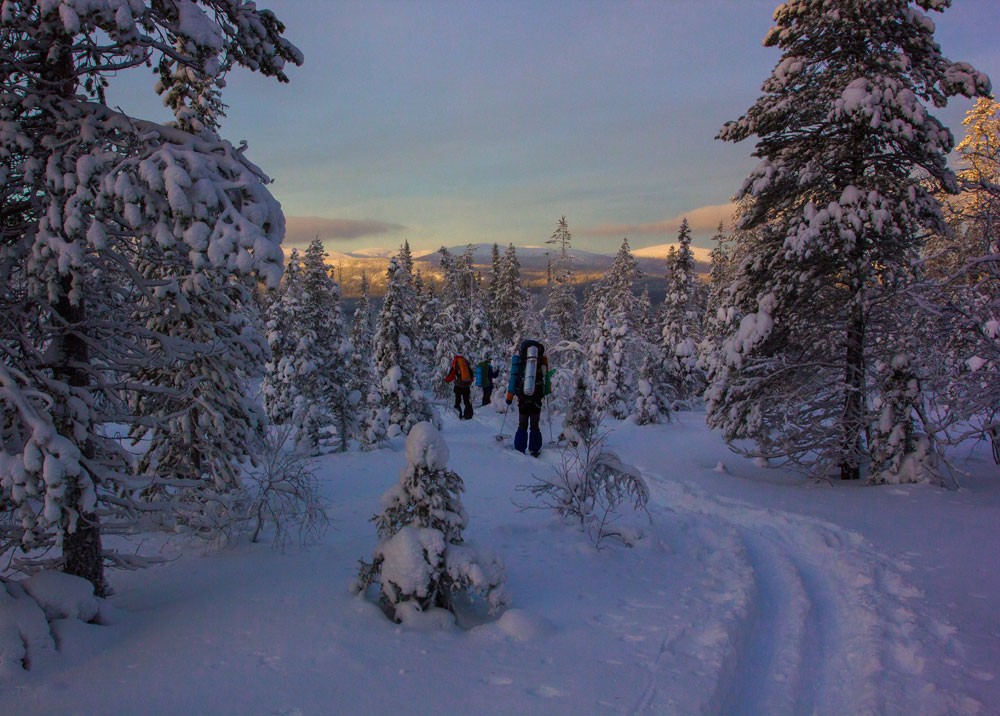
[
  {"x1": 283, "y1": 216, "x2": 405, "y2": 248},
  {"x1": 578, "y1": 202, "x2": 737, "y2": 238}
]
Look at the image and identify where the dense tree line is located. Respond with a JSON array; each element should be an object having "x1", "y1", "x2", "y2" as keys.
[{"x1": 3, "y1": 0, "x2": 996, "y2": 602}]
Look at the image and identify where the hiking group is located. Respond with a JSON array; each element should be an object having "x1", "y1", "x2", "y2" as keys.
[{"x1": 444, "y1": 340, "x2": 553, "y2": 457}]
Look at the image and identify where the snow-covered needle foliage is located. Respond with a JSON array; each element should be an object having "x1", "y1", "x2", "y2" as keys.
[
  {"x1": 354, "y1": 422, "x2": 508, "y2": 624},
  {"x1": 0, "y1": 0, "x2": 301, "y2": 593},
  {"x1": 708, "y1": 0, "x2": 991, "y2": 483}
]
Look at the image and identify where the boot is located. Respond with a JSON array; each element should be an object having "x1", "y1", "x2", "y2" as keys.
[{"x1": 528, "y1": 429, "x2": 542, "y2": 457}]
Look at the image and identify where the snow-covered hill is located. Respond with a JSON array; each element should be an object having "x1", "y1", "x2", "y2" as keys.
[{"x1": 4, "y1": 409, "x2": 998, "y2": 716}]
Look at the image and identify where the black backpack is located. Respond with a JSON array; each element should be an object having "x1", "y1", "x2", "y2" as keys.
[{"x1": 511, "y1": 340, "x2": 545, "y2": 399}]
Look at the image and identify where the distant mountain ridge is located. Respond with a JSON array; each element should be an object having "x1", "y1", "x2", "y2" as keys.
[{"x1": 327, "y1": 242, "x2": 710, "y2": 275}]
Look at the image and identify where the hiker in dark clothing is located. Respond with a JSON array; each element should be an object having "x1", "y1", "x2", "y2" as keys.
[
  {"x1": 444, "y1": 354, "x2": 475, "y2": 420},
  {"x1": 505, "y1": 340, "x2": 551, "y2": 456},
  {"x1": 475, "y1": 359, "x2": 499, "y2": 407}
]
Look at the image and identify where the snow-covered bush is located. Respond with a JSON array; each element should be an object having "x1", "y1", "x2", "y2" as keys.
[
  {"x1": 353, "y1": 423, "x2": 507, "y2": 624},
  {"x1": 523, "y1": 430, "x2": 650, "y2": 548},
  {"x1": 240, "y1": 425, "x2": 329, "y2": 549}
]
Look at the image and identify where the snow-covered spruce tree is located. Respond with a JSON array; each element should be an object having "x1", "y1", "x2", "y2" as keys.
[
  {"x1": 869, "y1": 347, "x2": 939, "y2": 484},
  {"x1": 354, "y1": 422, "x2": 507, "y2": 623},
  {"x1": 261, "y1": 251, "x2": 304, "y2": 425},
  {"x1": 699, "y1": 221, "x2": 735, "y2": 357},
  {"x1": 583, "y1": 237, "x2": 642, "y2": 333},
  {"x1": 303, "y1": 239, "x2": 354, "y2": 453},
  {"x1": 710, "y1": 0, "x2": 989, "y2": 481},
  {"x1": 430, "y1": 247, "x2": 465, "y2": 400},
  {"x1": 583, "y1": 238, "x2": 643, "y2": 420},
  {"x1": 129, "y1": 257, "x2": 269, "y2": 526},
  {"x1": 633, "y1": 349, "x2": 672, "y2": 426},
  {"x1": 485, "y1": 242, "x2": 503, "y2": 348},
  {"x1": 371, "y1": 256, "x2": 437, "y2": 438},
  {"x1": 561, "y1": 373, "x2": 599, "y2": 446},
  {"x1": 586, "y1": 297, "x2": 633, "y2": 420},
  {"x1": 347, "y1": 272, "x2": 375, "y2": 442},
  {"x1": 543, "y1": 216, "x2": 580, "y2": 345},
  {"x1": 0, "y1": 1, "x2": 300, "y2": 593},
  {"x1": 411, "y1": 271, "x2": 440, "y2": 383},
  {"x1": 492, "y1": 243, "x2": 529, "y2": 354},
  {"x1": 660, "y1": 219, "x2": 706, "y2": 407},
  {"x1": 261, "y1": 240, "x2": 351, "y2": 453}
]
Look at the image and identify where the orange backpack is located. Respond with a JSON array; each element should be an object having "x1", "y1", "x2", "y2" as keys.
[{"x1": 454, "y1": 355, "x2": 473, "y2": 386}]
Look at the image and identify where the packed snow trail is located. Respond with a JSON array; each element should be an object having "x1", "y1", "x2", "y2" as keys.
[
  {"x1": 1, "y1": 409, "x2": 996, "y2": 716},
  {"x1": 618, "y1": 420, "x2": 986, "y2": 716}
]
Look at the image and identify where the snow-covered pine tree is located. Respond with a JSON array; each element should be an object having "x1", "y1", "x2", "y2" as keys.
[
  {"x1": 354, "y1": 422, "x2": 507, "y2": 623},
  {"x1": 0, "y1": 0, "x2": 300, "y2": 593},
  {"x1": 921, "y1": 97, "x2": 1000, "y2": 446},
  {"x1": 371, "y1": 256, "x2": 437, "y2": 438},
  {"x1": 660, "y1": 219, "x2": 706, "y2": 407},
  {"x1": 710, "y1": 0, "x2": 989, "y2": 481}
]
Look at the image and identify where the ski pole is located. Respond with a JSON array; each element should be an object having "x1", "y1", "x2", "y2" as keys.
[
  {"x1": 496, "y1": 404, "x2": 510, "y2": 442},
  {"x1": 546, "y1": 394, "x2": 555, "y2": 444}
]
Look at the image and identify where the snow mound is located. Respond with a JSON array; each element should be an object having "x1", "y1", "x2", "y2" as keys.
[
  {"x1": 473, "y1": 609, "x2": 556, "y2": 642},
  {"x1": 0, "y1": 572, "x2": 107, "y2": 675},
  {"x1": 405, "y1": 421, "x2": 449, "y2": 470},
  {"x1": 21, "y1": 571, "x2": 102, "y2": 623}
]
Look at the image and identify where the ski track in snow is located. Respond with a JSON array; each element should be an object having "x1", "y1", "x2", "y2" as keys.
[{"x1": 626, "y1": 470, "x2": 982, "y2": 716}]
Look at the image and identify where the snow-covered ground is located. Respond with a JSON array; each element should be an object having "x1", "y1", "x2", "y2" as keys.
[{"x1": 3, "y1": 408, "x2": 999, "y2": 716}]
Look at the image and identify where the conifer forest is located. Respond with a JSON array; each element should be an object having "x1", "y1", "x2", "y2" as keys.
[{"x1": 1, "y1": 3, "x2": 999, "y2": 714}]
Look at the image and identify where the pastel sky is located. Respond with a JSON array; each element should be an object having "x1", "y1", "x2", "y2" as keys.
[{"x1": 111, "y1": 0, "x2": 1000, "y2": 255}]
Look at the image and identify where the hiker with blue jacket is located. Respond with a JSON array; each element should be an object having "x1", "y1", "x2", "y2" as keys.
[{"x1": 505, "y1": 340, "x2": 552, "y2": 457}]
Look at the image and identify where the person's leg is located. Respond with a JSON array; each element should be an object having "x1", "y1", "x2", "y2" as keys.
[
  {"x1": 453, "y1": 387, "x2": 462, "y2": 418},
  {"x1": 481, "y1": 387, "x2": 492, "y2": 406},
  {"x1": 528, "y1": 406, "x2": 543, "y2": 456},
  {"x1": 514, "y1": 408, "x2": 529, "y2": 453},
  {"x1": 462, "y1": 387, "x2": 473, "y2": 419}
]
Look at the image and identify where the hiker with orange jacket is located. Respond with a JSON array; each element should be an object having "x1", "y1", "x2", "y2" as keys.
[{"x1": 444, "y1": 354, "x2": 475, "y2": 420}]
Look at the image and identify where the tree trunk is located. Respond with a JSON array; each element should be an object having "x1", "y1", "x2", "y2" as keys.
[
  {"x1": 840, "y1": 303, "x2": 866, "y2": 480},
  {"x1": 54, "y1": 279, "x2": 107, "y2": 596},
  {"x1": 40, "y1": 37, "x2": 108, "y2": 596}
]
